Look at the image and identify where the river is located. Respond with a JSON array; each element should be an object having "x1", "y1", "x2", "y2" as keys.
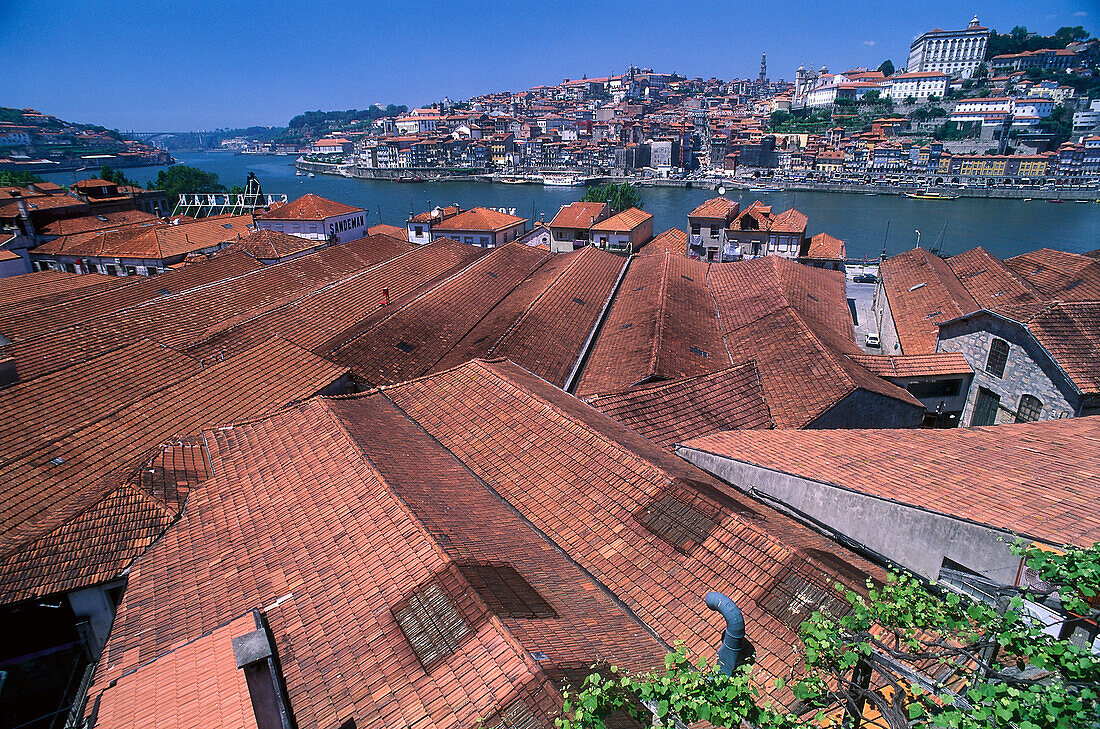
[{"x1": 44, "y1": 151, "x2": 1100, "y2": 260}]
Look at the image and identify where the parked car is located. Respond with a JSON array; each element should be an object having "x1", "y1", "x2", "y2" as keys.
[
  {"x1": 865, "y1": 333, "x2": 881, "y2": 348},
  {"x1": 853, "y1": 273, "x2": 878, "y2": 284}
]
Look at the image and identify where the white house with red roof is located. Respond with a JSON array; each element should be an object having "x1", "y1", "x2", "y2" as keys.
[
  {"x1": 254, "y1": 193, "x2": 367, "y2": 243},
  {"x1": 430, "y1": 207, "x2": 526, "y2": 248}
]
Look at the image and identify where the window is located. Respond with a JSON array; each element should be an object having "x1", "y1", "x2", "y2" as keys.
[
  {"x1": 414, "y1": 225, "x2": 424, "y2": 236},
  {"x1": 125, "y1": 266, "x2": 137, "y2": 276},
  {"x1": 148, "y1": 267, "x2": 159, "y2": 276},
  {"x1": 690, "y1": 223, "x2": 700, "y2": 236},
  {"x1": 635, "y1": 483, "x2": 719, "y2": 555},
  {"x1": 393, "y1": 582, "x2": 470, "y2": 670},
  {"x1": 1016, "y1": 394, "x2": 1042, "y2": 423},
  {"x1": 971, "y1": 387, "x2": 1000, "y2": 426},
  {"x1": 709, "y1": 226, "x2": 718, "y2": 239},
  {"x1": 105, "y1": 265, "x2": 118, "y2": 276},
  {"x1": 762, "y1": 569, "x2": 853, "y2": 631},
  {"x1": 458, "y1": 563, "x2": 556, "y2": 619},
  {"x1": 985, "y1": 338, "x2": 1009, "y2": 378}
]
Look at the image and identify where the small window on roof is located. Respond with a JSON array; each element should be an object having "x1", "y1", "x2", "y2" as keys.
[
  {"x1": 619, "y1": 323, "x2": 633, "y2": 330},
  {"x1": 222, "y1": 223, "x2": 234, "y2": 229},
  {"x1": 459, "y1": 563, "x2": 557, "y2": 619},
  {"x1": 632, "y1": 286, "x2": 644, "y2": 292},
  {"x1": 761, "y1": 565, "x2": 853, "y2": 631},
  {"x1": 681, "y1": 274, "x2": 694, "y2": 281},
  {"x1": 484, "y1": 699, "x2": 546, "y2": 729},
  {"x1": 395, "y1": 341, "x2": 416, "y2": 353},
  {"x1": 689, "y1": 346, "x2": 709, "y2": 358},
  {"x1": 572, "y1": 297, "x2": 585, "y2": 305},
  {"x1": 635, "y1": 483, "x2": 720, "y2": 555},
  {"x1": 486, "y1": 271, "x2": 498, "y2": 278},
  {"x1": 393, "y1": 582, "x2": 470, "y2": 670},
  {"x1": 908, "y1": 283, "x2": 926, "y2": 292}
]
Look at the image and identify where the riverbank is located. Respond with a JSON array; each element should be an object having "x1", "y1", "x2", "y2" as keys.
[
  {"x1": 44, "y1": 150, "x2": 1100, "y2": 260},
  {"x1": 294, "y1": 158, "x2": 1099, "y2": 201}
]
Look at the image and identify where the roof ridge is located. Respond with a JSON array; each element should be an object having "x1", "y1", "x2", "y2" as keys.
[
  {"x1": 704, "y1": 261, "x2": 735, "y2": 366},
  {"x1": 647, "y1": 253, "x2": 673, "y2": 380},
  {"x1": 187, "y1": 243, "x2": 421, "y2": 351}
]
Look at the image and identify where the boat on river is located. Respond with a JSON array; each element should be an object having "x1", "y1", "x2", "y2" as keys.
[
  {"x1": 498, "y1": 175, "x2": 530, "y2": 185},
  {"x1": 748, "y1": 186, "x2": 782, "y2": 193},
  {"x1": 542, "y1": 173, "x2": 585, "y2": 186},
  {"x1": 905, "y1": 190, "x2": 958, "y2": 200}
]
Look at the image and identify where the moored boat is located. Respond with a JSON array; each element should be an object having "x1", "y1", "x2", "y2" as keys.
[
  {"x1": 542, "y1": 172, "x2": 584, "y2": 186},
  {"x1": 905, "y1": 190, "x2": 959, "y2": 200}
]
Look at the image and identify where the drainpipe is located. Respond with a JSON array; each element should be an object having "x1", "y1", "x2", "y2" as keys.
[{"x1": 705, "y1": 591, "x2": 745, "y2": 675}]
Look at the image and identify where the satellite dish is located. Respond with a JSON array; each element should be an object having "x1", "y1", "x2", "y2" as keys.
[
  {"x1": 431, "y1": 208, "x2": 441, "y2": 219},
  {"x1": 717, "y1": 185, "x2": 726, "y2": 195}
]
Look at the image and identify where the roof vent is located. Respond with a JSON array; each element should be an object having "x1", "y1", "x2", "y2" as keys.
[
  {"x1": 395, "y1": 341, "x2": 416, "y2": 353},
  {"x1": 49, "y1": 456, "x2": 64, "y2": 466}
]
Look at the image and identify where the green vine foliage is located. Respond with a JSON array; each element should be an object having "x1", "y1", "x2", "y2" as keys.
[{"x1": 555, "y1": 543, "x2": 1100, "y2": 729}]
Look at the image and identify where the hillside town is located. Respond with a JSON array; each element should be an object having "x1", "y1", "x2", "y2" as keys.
[
  {"x1": 0, "y1": 108, "x2": 172, "y2": 174},
  {"x1": 1, "y1": 8, "x2": 1099, "y2": 729},
  {"x1": 282, "y1": 18, "x2": 1100, "y2": 190}
]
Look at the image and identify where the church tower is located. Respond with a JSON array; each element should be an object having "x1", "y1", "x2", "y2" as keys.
[{"x1": 759, "y1": 52, "x2": 767, "y2": 85}]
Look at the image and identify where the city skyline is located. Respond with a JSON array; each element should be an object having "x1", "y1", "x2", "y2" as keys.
[{"x1": 2, "y1": 0, "x2": 1094, "y2": 130}]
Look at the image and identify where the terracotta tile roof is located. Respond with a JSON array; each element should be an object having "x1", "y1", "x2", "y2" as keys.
[
  {"x1": 946, "y1": 247, "x2": 1043, "y2": 309},
  {"x1": 638, "y1": 227, "x2": 687, "y2": 256},
  {"x1": 0, "y1": 252, "x2": 264, "y2": 344},
  {"x1": 434, "y1": 206, "x2": 526, "y2": 232},
  {"x1": 255, "y1": 193, "x2": 363, "y2": 221},
  {"x1": 966, "y1": 302, "x2": 1100, "y2": 395},
  {"x1": 585, "y1": 362, "x2": 773, "y2": 448},
  {"x1": 410, "y1": 205, "x2": 462, "y2": 224},
  {"x1": 328, "y1": 243, "x2": 624, "y2": 388},
  {"x1": 804, "y1": 232, "x2": 846, "y2": 260},
  {"x1": 0, "y1": 237, "x2": 398, "y2": 381},
  {"x1": 0, "y1": 270, "x2": 127, "y2": 312},
  {"x1": 39, "y1": 210, "x2": 162, "y2": 237},
  {"x1": 188, "y1": 237, "x2": 483, "y2": 359},
  {"x1": 879, "y1": 248, "x2": 980, "y2": 354},
  {"x1": 846, "y1": 352, "x2": 973, "y2": 378},
  {"x1": 0, "y1": 194, "x2": 88, "y2": 217},
  {"x1": 367, "y1": 223, "x2": 409, "y2": 239},
  {"x1": 34, "y1": 214, "x2": 254, "y2": 260},
  {"x1": 688, "y1": 197, "x2": 737, "y2": 220},
  {"x1": 91, "y1": 614, "x2": 259, "y2": 729},
  {"x1": 679, "y1": 416, "x2": 1100, "y2": 549},
  {"x1": 90, "y1": 396, "x2": 569, "y2": 729},
  {"x1": 575, "y1": 253, "x2": 726, "y2": 397},
  {"x1": 548, "y1": 201, "x2": 609, "y2": 229},
  {"x1": 1003, "y1": 248, "x2": 1100, "y2": 302},
  {"x1": 769, "y1": 208, "x2": 808, "y2": 234},
  {"x1": 589, "y1": 207, "x2": 652, "y2": 232},
  {"x1": 224, "y1": 228, "x2": 324, "y2": 260},
  {"x1": 0, "y1": 337, "x2": 346, "y2": 605},
  {"x1": 384, "y1": 359, "x2": 886, "y2": 698}
]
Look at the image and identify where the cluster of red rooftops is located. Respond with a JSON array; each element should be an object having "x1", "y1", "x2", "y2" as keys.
[{"x1": 0, "y1": 175, "x2": 1098, "y2": 729}]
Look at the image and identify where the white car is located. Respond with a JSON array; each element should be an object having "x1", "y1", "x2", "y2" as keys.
[{"x1": 865, "y1": 334, "x2": 881, "y2": 348}]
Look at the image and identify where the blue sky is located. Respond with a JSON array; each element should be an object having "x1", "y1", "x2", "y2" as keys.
[{"x1": 1, "y1": 0, "x2": 1093, "y2": 131}]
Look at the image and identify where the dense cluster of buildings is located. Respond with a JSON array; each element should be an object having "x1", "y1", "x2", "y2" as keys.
[
  {"x1": 0, "y1": 178, "x2": 1096, "y2": 729},
  {"x1": 285, "y1": 17, "x2": 1099, "y2": 189},
  {"x1": 0, "y1": 108, "x2": 171, "y2": 173}
]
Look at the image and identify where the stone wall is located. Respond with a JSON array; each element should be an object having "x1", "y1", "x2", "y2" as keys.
[
  {"x1": 937, "y1": 315, "x2": 1079, "y2": 424},
  {"x1": 807, "y1": 388, "x2": 925, "y2": 429},
  {"x1": 872, "y1": 280, "x2": 904, "y2": 354}
]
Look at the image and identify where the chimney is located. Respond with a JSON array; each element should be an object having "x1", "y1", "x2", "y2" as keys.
[
  {"x1": 232, "y1": 617, "x2": 292, "y2": 729},
  {"x1": 381, "y1": 287, "x2": 389, "y2": 306}
]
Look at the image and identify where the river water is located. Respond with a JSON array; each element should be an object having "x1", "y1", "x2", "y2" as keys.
[{"x1": 44, "y1": 151, "x2": 1100, "y2": 260}]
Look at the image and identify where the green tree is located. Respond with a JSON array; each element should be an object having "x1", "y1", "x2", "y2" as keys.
[
  {"x1": 150, "y1": 165, "x2": 226, "y2": 204},
  {"x1": 557, "y1": 543, "x2": 1100, "y2": 729},
  {"x1": 877, "y1": 59, "x2": 895, "y2": 77},
  {"x1": 581, "y1": 183, "x2": 642, "y2": 213},
  {"x1": 770, "y1": 110, "x2": 792, "y2": 128},
  {"x1": 97, "y1": 165, "x2": 136, "y2": 187},
  {"x1": 0, "y1": 170, "x2": 44, "y2": 187},
  {"x1": 903, "y1": 94, "x2": 917, "y2": 106}
]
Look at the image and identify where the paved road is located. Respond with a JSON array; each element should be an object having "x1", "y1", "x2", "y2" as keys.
[{"x1": 844, "y1": 272, "x2": 882, "y2": 355}]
